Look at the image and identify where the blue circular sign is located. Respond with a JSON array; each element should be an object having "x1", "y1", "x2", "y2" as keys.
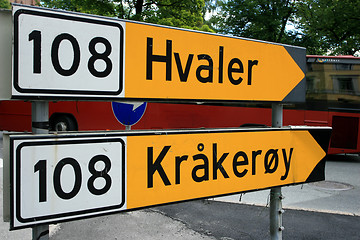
[{"x1": 111, "y1": 102, "x2": 147, "y2": 126}]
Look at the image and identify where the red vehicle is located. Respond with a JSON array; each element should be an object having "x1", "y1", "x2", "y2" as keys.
[{"x1": 1, "y1": 55, "x2": 360, "y2": 155}]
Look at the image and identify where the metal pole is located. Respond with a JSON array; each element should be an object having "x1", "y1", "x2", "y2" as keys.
[
  {"x1": 32, "y1": 101, "x2": 49, "y2": 134},
  {"x1": 271, "y1": 103, "x2": 283, "y2": 129},
  {"x1": 270, "y1": 103, "x2": 284, "y2": 240},
  {"x1": 31, "y1": 101, "x2": 49, "y2": 240}
]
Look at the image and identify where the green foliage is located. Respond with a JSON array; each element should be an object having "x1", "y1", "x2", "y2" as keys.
[
  {"x1": 297, "y1": 0, "x2": 360, "y2": 55},
  {"x1": 212, "y1": 0, "x2": 297, "y2": 43},
  {"x1": 208, "y1": 0, "x2": 359, "y2": 55},
  {"x1": 30, "y1": 0, "x2": 360, "y2": 55},
  {"x1": 198, "y1": 24, "x2": 214, "y2": 33},
  {"x1": 41, "y1": 0, "x2": 208, "y2": 31},
  {"x1": 0, "y1": 0, "x2": 11, "y2": 9},
  {"x1": 41, "y1": 0, "x2": 116, "y2": 16},
  {"x1": 143, "y1": 0, "x2": 205, "y2": 30}
]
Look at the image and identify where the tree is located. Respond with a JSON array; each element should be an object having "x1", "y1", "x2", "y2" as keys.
[
  {"x1": 41, "y1": 0, "x2": 117, "y2": 16},
  {"x1": 208, "y1": 0, "x2": 359, "y2": 55},
  {"x1": 0, "y1": 0, "x2": 11, "y2": 9},
  {"x1": 211, "y1": 0, "x2": 298, "y2": 43},
  {"x1": 297, "y1": 0, "x2": 360, "y2": 55},
  {"x1": 41, "y1": 0, "x2": 209, "y2": 31},
  {"x1": 141, "y1": 0, "x2": 205, "y2": 30}
]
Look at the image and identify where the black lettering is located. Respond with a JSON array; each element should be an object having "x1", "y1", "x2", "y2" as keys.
[
  {"x1": 88, "y1": 37, "x2": 113, "y2": 78},
  {"x1": 264, "y1": 149, "x2": 279, "y2": 174},
  {"x1": 192, "y1": 155, "x2": 209, "y2": 182},
  {"x1": 53, "y1": 157, "x2": 82, "y2": 200},
  {"x1": 147, "y1": 146, "x2": 171, "y2": 188},
  {"x1": 51, "y1": 33, "x2": 80, "y2": 77},
  {"x1": 213, "y1": 143, "x2": 229, "y2": 179},
  {"x1": 174, "y1": 53, "x2": 194, "y2": 82},
  {"x1": 228, "y1": 58, "x2": 243, "y2": 85},
  {"x1": 232, "y1": 151, "x2": 248, "y2": 178},
  {"x1": 175, "y1": 155, "x2": 188, "y2": 184},
  {"x1": 87, "y1": 155, "x2": 112, "y2": 195},
  {"x1": 247, "y1": 60, "x2": 258, "y2": 85},
  {"x1": 252, "y1": 150, "x2": 262, "y2": 175},
  {"x1": 146, "y1": 38, "x2": 172, "y2": 81},
  {"x1": 281, "y1": 148, "x2": 293, "y2": 180},
  {"x1": 29, "y1": 30, "x2": 41, "y2": 74},
  {"x1": 196, "y1": 54, "x2": 213, "y2": 83},
  {"x1": 192, "y1": 144, "x2": 209, "y2": 182},
  {"x1": 218, "y1": 46, "x2": 224, "y2": 83},
  {"x1": 34, "y1": 160, "x2": 46, "y2": 202}
]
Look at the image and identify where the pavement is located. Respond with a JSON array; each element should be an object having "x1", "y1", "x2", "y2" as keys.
[
  {"x1": 214, "y1": 155, "x2": 360, "y2": 216},
  {"x1": 1, "y1": 131, "x2": 360, "y2": 239}
]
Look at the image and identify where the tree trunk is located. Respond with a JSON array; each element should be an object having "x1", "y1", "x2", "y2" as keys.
[{"x1": 134, "y1": 0, "x2": 144, "y2": 20}]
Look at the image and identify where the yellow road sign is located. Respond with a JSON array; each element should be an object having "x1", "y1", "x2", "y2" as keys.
[
  {"x1": 6, "y1": 127, "x2": 330, "y2": 229},
  {"x1": 126, "y1": 127, "x2": 329, "y2": 209},
  {"x1": 9, "y1": 5, "x2": 305, "y2": 102},
  {"x1": 125, "y1": 22, "x2": 305, "y2": 102}
]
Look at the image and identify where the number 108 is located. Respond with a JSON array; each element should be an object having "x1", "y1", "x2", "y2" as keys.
[
  {"x1": 28, "y1": 30, "x2": 113, "y2": 78},
  {"x1": 34, "y1": 154, "x2": 112, "y2": 202}
]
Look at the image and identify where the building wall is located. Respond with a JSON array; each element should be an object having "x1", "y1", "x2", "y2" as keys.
[
  {"x1": 9, "y1": 0, "x2": 37, "y2": 6},
  {"x1": 306, "y1": 60, "x2": 360, "y2": 103}
]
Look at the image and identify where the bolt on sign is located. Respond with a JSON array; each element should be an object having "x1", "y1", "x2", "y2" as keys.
[
  {"x1": 7, "y1": 4, "x2": 305, "y2": 102},
  {"x1": 4, "y1": 127, "x2": 331, "y2": 229}
]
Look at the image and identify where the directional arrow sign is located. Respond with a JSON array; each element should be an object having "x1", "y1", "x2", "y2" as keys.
[
  {"x1": 111, "y1": 102, "x2": 147, "y2": 126},
  {"x1": 10, "y1": 5, "x2": 305, "y2": 102},
  {"x1": 124, "y1": 22, "x2": 305, "y2": 102},
  {"x1": 5, "y1": 127, "x2": 330, "y2": 229},
  {"x1": 126, "y1": 127, "x2": 329, "y2": 208}
]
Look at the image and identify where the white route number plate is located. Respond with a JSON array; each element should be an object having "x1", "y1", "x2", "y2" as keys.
[
  {"x1": 10, "y1": 135, "x2": 126, "y2": 229},
  {"x1": 13, "y1": 6, "x2": 124, "y2": 98}
]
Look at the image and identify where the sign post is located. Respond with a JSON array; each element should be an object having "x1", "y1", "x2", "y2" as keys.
[
  {"x1": 270, "y1": 103, "x2": 284, "y2": 240},
  {"x1": 31, "y1": 101, "x2": 49, "y2": 240}
]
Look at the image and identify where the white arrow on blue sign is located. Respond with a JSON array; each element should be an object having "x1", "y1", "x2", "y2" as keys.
[{"x1": 111, "y1": 102, "x2": 147, "y2": 126}]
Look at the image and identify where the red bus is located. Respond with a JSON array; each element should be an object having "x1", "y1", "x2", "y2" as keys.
[{"x1": 1, "y1": 55, "x2": 360, "y2": 155}]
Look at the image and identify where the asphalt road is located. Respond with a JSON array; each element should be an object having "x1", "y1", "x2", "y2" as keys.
[
  {"x1": 215, "y1": 155, "x2": 360, "y2": 216},
  {"x1": 1, "y1": 132, "x2": 359, "y2": 239}
]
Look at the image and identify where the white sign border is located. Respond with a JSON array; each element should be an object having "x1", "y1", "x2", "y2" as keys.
[
  {"x1": 12, "y1": 6, "x2": 125, "y2": 99},
  {"x1": 10, "y1": 135, "x2": 126, "y2": 230}
]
